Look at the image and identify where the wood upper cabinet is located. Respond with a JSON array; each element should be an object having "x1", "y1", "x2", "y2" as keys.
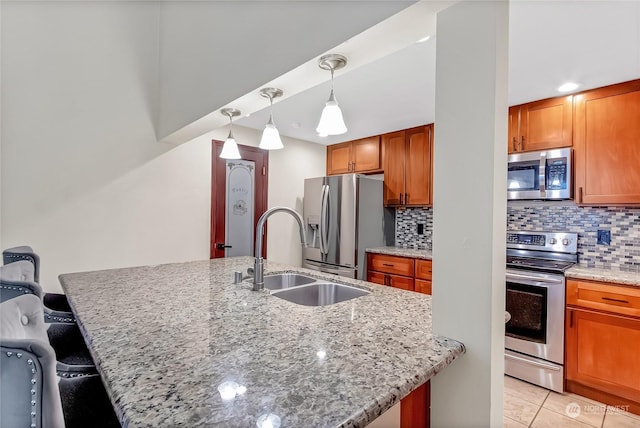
[
  {"x1": 383, "y1": 125, "x2": 432, "y2": 206},
  {"x1": 508, "y1": 96, "x2": 573, "y2": 153},
  {"x1": 326, "y1": 136, "x2": 381, "y2": 175},
  {"x1": 574, "y1": 79, "x2": 640, "y2": 205},
  {"x1": 565, "y1": 279, "x2": 640, "y2": 414}
]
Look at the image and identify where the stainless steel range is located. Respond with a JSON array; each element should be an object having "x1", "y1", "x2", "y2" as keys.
[{"x1": 505, "y1": 231, "x2": 578, "y2": 392}]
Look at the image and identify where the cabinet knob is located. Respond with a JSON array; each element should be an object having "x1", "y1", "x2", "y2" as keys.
[
  {"x1": 512, "y1": 137, "x2": 517, "y2": 151},
  {"x1": 521, "y1": 136, "x2": 525, "y2": 151}
]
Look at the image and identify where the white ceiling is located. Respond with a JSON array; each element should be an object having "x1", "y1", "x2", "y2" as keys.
[{"x1": 235, "y1": 1, "x2": 640, "y2": 146}]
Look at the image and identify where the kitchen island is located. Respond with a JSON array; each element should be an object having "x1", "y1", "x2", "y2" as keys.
[{"x1": 59, "y1": 257, "x2": 464, "y2": 427}]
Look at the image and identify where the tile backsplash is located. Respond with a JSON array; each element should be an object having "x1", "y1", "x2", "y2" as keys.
[
  {"x1": 396, "y1": 203, "x2": 640, "y2": 269},
  {"x1": 395, "y1": 207, "x2": 433, "y2": 249}
]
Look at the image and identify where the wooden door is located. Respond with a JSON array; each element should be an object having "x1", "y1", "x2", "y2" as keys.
[
  {"x1": 508, "y1": 106, "x2": 520, "y2": 153},
  {"x1": 519, "y1": 95, "x2": 573, "y2": 152},
  {"x1": 383, "y1": 131, "x2": 406, "y2": 205},
  {"x1": 574, "y1": 80, "x2": 640, "y2": 204},
  {"x1": 352, "y1": 136, "x2": 381, "y2": 173},
  {"x1": 405, "y1": 126, "x2": 431, "y2": 206},
  {"x1": 566, "y1": 307, "x2": 640, "y2": 405},
  {"x1": 211, "y1": 141, "x2": 269, "y2": 259},
  {"x1": 326, "y1": 142, "x2": 352, "y2": 175}
]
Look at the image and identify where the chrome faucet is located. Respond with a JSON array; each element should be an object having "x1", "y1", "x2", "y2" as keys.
[{"x1": 252, "y1": 206, "x2": 308, "y2": 291}]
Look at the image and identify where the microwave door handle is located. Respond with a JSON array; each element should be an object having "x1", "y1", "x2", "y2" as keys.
[{"x1": 539, "y1": 152, "x2": 546, "y2": 198}]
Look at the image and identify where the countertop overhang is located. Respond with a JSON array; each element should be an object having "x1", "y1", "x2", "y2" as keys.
[{"x1": 59, "y1": 257, "x2": 464, "y2": 427}]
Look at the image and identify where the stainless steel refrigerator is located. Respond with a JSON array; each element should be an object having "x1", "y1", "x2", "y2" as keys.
[{"x1": 302, "y1": 174, "x2": 393, "y2": 279}]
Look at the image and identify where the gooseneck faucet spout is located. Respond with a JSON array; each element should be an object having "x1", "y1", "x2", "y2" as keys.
[{"x1": 253, "y1": 207, "x2": 308, "y2": 291}]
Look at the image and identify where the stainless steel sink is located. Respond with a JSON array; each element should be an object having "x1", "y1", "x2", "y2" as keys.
[
  {"x1": 263, "y1": 273, "x2": 317, "y2": 290},
  {"x1": 272, "y1": 282, "x2": 370, "y2": 306}
]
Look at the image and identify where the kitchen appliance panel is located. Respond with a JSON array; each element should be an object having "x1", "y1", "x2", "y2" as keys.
[
  {"x1": 505, "y1": 269, "x2": 565, "y2": 364},
  {"x1": 508, "y1": 148, "x2": 572, "y2": 200},
  {"x1": 303, "y1": 174, "x2": 388, "y2": 280}
]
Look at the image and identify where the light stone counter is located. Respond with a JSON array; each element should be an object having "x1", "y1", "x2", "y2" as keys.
[
  {"x1": 59, "y1": 257, "x2": 464, "y2": 428},
  {"x1": 366, "y1": 246, "x2": 432, "y2": 260},
  {"x1": 566, "y1": 265, "x2": 640, "y2": 287}
]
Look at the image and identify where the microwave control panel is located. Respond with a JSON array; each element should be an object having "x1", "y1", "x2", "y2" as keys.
[{"x1": 546, "y1": 159, "x2": 567, "y2": 190}]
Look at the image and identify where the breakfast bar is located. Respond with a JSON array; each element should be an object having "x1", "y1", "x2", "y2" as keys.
[{"x1": 59, "y1": 257, "x2": 464, "y2": 427}]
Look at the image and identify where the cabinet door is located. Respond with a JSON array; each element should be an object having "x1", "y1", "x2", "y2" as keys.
[
  {"x1": 326, "y1": 142, "x2": 352, "y2": 175},
  {"x1": 388, "y1": 274, "x2": 414, "y2": 291},
  {"x1": 414, "y1": 279, "x2": 432, "y2": 295},
  {"x1": 367, "y1": 271, "x2": 387, "y2": 286},
  {"x1": 508, "y1": 106, "x2": 520, "y2": 154},
  {"x1": 405, "y1": 126, "x2": 431, "y2": 206},
  {"x1": 574, "y1": 80, "x2": 640, "y2": 204},
  {"x1": 566, "y1": 307, "x2": 640, "y2": 404},
  {"x1": 383, "y1": 131, "x2": 406, "y2": 205},
  {"x1": 352, "y1": 136, "x2": 381, "y2": 173},
  {"x1": 519, "y1": 96, "x2": 573, "y2": 152}
]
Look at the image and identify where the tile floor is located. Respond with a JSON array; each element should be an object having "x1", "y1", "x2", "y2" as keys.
[{"x1": 504, "y1": 376, "x2": 640, "y2": 427}]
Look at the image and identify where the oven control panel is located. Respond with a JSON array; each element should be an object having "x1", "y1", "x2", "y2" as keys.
[
  {"x1": 508, "y1": 233, "x2": 545, "y2": 246},
  {"x1": 507, "y1": 231, "x2": 578, "y2": 254}
]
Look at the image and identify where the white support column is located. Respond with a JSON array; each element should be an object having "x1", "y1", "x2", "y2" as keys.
[{"x1": 431, "y1": 2, "x2": 508, "y2": 427}]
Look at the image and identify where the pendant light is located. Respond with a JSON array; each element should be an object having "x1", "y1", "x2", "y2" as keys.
[
  {"x1": 258, "y1": 87, "x2": 284, "y2": 150},
  {"x1": 316, "y1": 54, "x2": 348, "y2": 136},
  {"x1": 219, "y1": 108, "x2": 241, "y2": 159}
]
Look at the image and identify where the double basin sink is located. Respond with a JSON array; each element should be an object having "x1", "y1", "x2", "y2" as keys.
[{"x1": 263, "y1": 273, "x2": 370, "y2": 307}]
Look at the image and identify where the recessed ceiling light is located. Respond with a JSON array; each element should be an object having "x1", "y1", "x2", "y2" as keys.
[
  {"x1": 416, "y1": 35, "x2": 431, "y2": 43},
  {"x1": 557, "y1": 82, "x2": 580, "y2": 93}
]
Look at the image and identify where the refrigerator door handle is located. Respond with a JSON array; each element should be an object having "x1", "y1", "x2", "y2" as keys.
[{"x1": 320, "y1": 184, "x2": 329, "y2": 254}]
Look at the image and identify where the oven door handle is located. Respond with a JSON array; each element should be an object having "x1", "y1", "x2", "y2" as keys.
[
  {"x1": 506, "y1": 272, "x2": 564, "y2": 286},
  {"x1": 505, "y1": 352, "x2": 561, "y2": 372}
]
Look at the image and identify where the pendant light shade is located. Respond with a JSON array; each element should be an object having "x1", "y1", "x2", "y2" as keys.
[
  {"x1": 220, "y1": 108, "x2": 241, "y2": 159},
  {"x1": 316, "y1": 54, "x2": 348, "y2": 136},
  {"x1": 258, "y1": 88, "x2": 284, "y2": 150}
]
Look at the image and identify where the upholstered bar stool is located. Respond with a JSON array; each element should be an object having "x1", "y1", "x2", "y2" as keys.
[
  {"x1": 3, "y1": 245, "x2": 72, "y2": 313},
  {"x1": 1, "y1": 294, "x2": 66, "y2": 428}
]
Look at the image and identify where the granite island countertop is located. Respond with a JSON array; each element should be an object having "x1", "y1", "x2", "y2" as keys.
[
  {"x1": 59, "y1": 257, "x2": 464, "y2": 428},
  {"x1": 365, "y1": 246, "x2": 432, "y2": 260}
]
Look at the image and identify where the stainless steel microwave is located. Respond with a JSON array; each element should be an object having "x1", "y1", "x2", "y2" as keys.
[{"x1": 507, "y1": 148, "x2": 572, "y2": 200}]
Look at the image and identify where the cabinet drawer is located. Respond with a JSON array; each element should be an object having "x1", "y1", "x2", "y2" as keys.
[
  {"x1": 415, "y1": 260, "x2": 432, "y2": 281},
  {"x1": 567, "y1": 279, "x2": 640, "y2": 318},
  {"x1": 388, "y1": 274, "x2": 414, "y2": 291},
  {"x1": 415, "y1": 279, "x2": 432, "y2": 295},
  {"x1": 368, "y1": 254, "x2": 414, "y2": 276}
]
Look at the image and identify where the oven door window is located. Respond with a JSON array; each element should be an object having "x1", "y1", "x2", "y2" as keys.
[
  {"x1": 506, "y1": 282, "x2": 548, "y2": 343},
  {"x1": 508, "y1": 161, "x2": 539, "y2": 191}
]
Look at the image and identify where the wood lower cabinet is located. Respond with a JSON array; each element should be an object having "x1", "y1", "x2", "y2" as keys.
[
  {"x1": 574, "y1": 79, "x2": 640, "y2": 205},
  {"x1": 508, "y1": 96, "x2": 573, "y2": 153},
  {"x1": 326, "y1": 136, "x2": 381, "y2": 175},
  {"x1": 565, "y1": 279, "x2": 640, "y2": 414},
  {"x1": 383, "y1": 125, "x2": 432, "y2": 206},
  {"x1": 414, "y1": 260, "x2": 432, "y2": 296},
  {"x1": 367, "y1": 253, "x2": 431, "y2": 295},
  {"x1": 401, "y1": 381, "x2": 430, "y2": 428},
  {"x1": 367, "y1": 253, "x2": 415, "y2": 291}
]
